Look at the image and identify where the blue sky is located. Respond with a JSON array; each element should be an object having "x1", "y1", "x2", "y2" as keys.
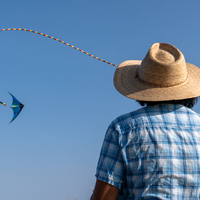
[{"x1": 0, "y1": 1, "x2": 200, "y2": 199}]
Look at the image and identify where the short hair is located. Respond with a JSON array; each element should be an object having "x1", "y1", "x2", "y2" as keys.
[{"x1": 137, "y1": 97, "x2": 198, "y2": 108}]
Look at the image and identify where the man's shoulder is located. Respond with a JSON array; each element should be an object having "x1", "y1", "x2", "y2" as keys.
[
  {"x1": 110, "y1": 106, "x2": 148, "y2": 129},
  {"x1": 110, "y1": 104, "x2": 200, "y2": 130}
]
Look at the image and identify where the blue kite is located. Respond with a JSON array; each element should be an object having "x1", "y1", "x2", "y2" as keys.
[{"x1": 9, "y1": 92, "x2": 24, "y2": 123}]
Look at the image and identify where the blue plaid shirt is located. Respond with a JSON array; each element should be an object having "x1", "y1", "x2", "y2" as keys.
[{"x1": 96, "y1": 104, "x2": 200, "y2": 199}]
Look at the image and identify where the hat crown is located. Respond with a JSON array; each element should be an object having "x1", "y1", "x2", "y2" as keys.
[
  {"x1": 154, "y1": 49, "x2": 175, "y2": 63},
  {"x1": 138, "y1": 43, "x2": 188, "y2": 86}
]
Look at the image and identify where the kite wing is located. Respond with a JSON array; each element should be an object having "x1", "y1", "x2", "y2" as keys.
[{"x1": 9, "y1": 92, "x2": 24, "y2": 123}]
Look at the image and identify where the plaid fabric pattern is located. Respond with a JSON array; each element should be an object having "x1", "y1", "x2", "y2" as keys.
[{"x1": 96, "y1": 104, "x2": 200, "y2": 199}]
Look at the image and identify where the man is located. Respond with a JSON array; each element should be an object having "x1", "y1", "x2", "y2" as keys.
[{"x1": 91, "y1": 43, "x2": 200, "y2": 199}]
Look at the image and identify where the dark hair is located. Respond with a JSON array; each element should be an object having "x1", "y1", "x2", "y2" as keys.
[{"x1": 137, "y1": 97, "x2": 198, "y2": 108}]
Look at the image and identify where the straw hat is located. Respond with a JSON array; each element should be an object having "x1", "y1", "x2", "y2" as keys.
[{"x1": 114, "y1": 43, "x2": 200, "y2": 101}]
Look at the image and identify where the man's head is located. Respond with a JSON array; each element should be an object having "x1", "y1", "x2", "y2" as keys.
[{"x1": 114, "y1": 43, "x2": 200, "y2": 101}]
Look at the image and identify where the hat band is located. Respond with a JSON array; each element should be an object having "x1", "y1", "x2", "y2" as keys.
[{"x1": 137, "y1": 73, "x2": 188, "y2": 87}]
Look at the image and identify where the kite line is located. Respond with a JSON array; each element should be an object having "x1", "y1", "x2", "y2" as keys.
[
  {"x1": 1, "y1": 28, "x2": 118, "y2": 67},
  {"x1": 30, "y1": 119, "x2": 94, "y2": 191}
]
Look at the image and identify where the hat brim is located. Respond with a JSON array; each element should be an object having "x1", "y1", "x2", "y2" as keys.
[{"x1": 114, "y1": 60, "x2": 200, "y2": 101}]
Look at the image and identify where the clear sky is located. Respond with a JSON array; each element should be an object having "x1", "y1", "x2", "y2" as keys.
[{"x1": 0, "y1": 1, "x2": 200, "y2": 199}]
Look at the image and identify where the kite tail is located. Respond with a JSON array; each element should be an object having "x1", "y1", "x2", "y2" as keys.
[
  {"x1": 0, "y1": 101, "x2": 6, "y2": 106},
  {"x1": 1, "y1": 28, "x2": 118, "y2": 67}
]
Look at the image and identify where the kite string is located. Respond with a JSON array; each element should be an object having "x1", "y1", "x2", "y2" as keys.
[
  {"x1": 30, "y1": 119, "x2": 94, "y2": 191},
  {"x1": 1, "y1": 28, "x2": 118, "y2": 67},
  {"x1": 49, "y1": 134, "x2": 96, "y2": 158}
]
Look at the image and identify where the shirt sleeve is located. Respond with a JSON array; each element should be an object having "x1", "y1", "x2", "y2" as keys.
[{"x1": 95, "y1": 123, "x2": 124, "y2": 190}]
